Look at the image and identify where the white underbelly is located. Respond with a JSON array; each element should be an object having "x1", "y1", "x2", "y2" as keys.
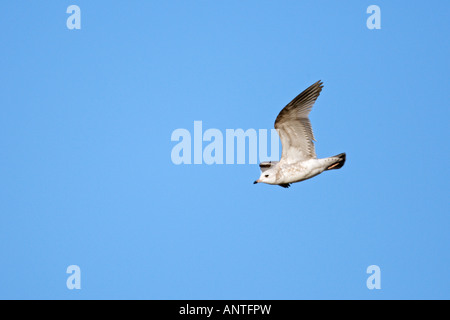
[{"x1": 282, "y1": 159, "x2": 326, "y2": 183}]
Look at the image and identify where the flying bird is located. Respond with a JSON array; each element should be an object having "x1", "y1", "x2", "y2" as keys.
[{"x1": 254, "y1": 81, "x2": 346, "y2": 188}]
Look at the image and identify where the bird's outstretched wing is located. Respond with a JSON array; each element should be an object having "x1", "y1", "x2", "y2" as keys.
[
  {"x1": 274, "y1": 81, "x2": 323, "y2": 163},
  {"x1": 259, "y1": 161, "x2": 279, "y2": 173}
]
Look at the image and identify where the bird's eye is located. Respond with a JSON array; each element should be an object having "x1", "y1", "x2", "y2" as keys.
[{"x1": 265, "y1": 175, "x2": 269, "y2": 178}]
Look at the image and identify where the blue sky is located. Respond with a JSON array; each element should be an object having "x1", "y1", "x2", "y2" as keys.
[{"x1": 0, "y1": 1, "x2": 449, "y2": 299}]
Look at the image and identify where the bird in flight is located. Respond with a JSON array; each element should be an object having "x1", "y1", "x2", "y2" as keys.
[{"x1": 254, "y1": 81, "x2": 346, "y2": 188}]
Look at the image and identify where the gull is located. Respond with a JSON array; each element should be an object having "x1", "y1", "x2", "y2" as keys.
[{"x1": 254, "y1": 81, "x2": 346, "y2": 188}]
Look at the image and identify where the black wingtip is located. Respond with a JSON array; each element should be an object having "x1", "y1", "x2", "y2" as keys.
[{"x1": 326, "y1": 153, "x2": 346, "y2": 170}]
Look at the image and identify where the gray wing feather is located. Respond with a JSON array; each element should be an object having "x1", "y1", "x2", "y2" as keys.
[{"x1": 274, "y1": 81, "x2": 323, "y2": 162}]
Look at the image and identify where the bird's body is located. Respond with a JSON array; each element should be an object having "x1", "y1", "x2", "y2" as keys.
[{"x1": 254, "y1": 81, "x2": 346, "y2": 188}]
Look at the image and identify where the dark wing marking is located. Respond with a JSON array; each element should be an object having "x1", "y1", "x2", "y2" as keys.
[{"x1": 259, "y1": 161, "x2": 279, "y2": 173}]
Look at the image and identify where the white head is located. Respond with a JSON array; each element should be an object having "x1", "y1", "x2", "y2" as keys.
[{"x1": 254, "y1": 169, "x2": 278, "y2": 185}]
